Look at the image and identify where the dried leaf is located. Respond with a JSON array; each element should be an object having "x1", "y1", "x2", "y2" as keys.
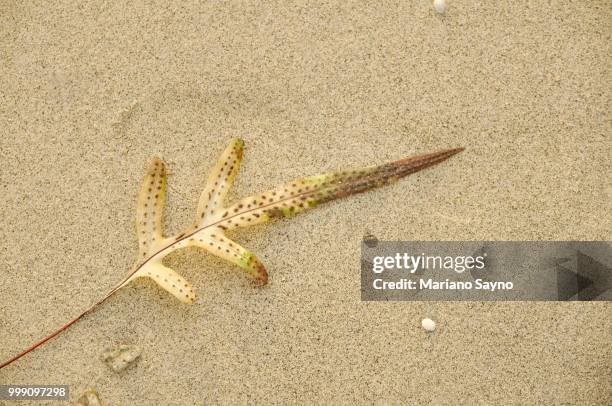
[
  {"x1": 0, "y1": 138, "x2": 463, "y2": 370},
  {"x1": 127, "y1": 140, "x2": 463, "y2": 299}
]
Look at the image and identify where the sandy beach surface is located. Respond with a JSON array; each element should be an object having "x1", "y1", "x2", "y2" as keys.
[{"x1": 1, "y1": 1, "x2": 610, "y2": 404}]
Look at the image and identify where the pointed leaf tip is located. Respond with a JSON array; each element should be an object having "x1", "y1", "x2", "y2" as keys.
[{"x1": 388, "y1": 147, "x2": 464, "y2": 177}]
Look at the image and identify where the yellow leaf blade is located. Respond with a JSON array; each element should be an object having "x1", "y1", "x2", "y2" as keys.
[
  {"x1": 196, "y1": 138, "x2": 244, "y2": 224},
  {"x1": 189, "y1": 230, "x2": 268, "y2": 285},
  {"x1": 136, "y1": 156, "x2": 167, "y2": 258},
  {"x1": 132, "y1": 262, "x2": 196, "y2": 303}
]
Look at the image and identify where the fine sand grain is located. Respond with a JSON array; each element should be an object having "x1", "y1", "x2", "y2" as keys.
[{"x1": 1, "y1": 1, "x2": 610, "y2": 405}]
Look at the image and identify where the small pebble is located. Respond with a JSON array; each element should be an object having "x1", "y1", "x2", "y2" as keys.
[
  {"x1": 77, "y1": 388, "x2": 102, "y2": 406},
  {"x1": 101, "y1": 344, "x2": 141, "y2": 372},
  {"x1": 433, "y1": 0, "x2": 446, "y2": 14},
  {"x1": 421, "y1": 318, "x2": 436, "y2": 332},
  {"x1": 363, "y1": 232, "x2": 379, "y2": 248}
]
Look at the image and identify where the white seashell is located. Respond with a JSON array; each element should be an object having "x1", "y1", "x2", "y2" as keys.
[
  {"x1": 421, "y1": 318, "x2": 436, "y2": 332},
  {"x1": 433, "y1": 0, "x2": 446, "y2": 14}
]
